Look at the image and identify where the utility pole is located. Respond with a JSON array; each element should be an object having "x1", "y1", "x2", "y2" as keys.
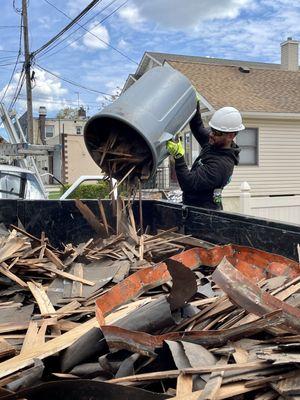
[{"x1": 22, "y1": 0, "x2": 34, "y2": 144}]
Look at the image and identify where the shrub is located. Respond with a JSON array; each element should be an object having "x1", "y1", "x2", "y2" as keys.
[{"x1": 61, "y1": 181, "x2": 111, "y2": 199}]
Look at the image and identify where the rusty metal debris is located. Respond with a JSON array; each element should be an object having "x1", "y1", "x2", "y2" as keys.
[{"x1": 0, "y1": 201, "x2": 299, "y2": 399}]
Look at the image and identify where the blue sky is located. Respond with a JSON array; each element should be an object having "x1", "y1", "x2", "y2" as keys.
[{"x1": 0, "y1": 0, "x2": 299, "y2": 123}]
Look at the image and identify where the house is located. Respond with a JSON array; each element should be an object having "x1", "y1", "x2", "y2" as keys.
[
  {"x1": 123, "y1": 38, "x2": 300, "y2": 211},
  {"x1": 29, "y1": 106, "x2": 103, "y2": 184}
]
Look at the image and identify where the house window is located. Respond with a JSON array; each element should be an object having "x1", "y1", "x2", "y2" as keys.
[
  {"x1": 236, "y1": 128, "x2": 258, "y2": 165},
  {"x1": 45, "y1": 125, "x2": 55, "y2": 138},
  {"x1": 76, "y1": 126, "x2": 82, "y2": 135}
]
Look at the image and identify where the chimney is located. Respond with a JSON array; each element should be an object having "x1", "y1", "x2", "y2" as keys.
[
  {"x1": 78, "y1": 106, "x2": 86, "y2": 119},
  {"x1": 38, "y1": 106, "x2": 47, "y2": 144},
  {"x1": 280, "y1": 37, "x2": 299, "y2": 71}
]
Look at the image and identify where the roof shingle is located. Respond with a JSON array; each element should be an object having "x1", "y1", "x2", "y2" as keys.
[{"x1": 168, "y1": 60, "x2": 300, "y2": 113}]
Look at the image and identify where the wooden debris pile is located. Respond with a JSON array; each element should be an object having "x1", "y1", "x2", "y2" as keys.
[
  {"x1": 0, "y1": 201, "x2": 299, "y2": 399},
  {"x1": 85, "y1": 125, "x2": 153, "y2": 181}
]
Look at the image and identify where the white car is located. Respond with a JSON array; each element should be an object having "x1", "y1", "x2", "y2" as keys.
[{"x1": 0, "y1": 164, "x2": 47, "y2": 200}]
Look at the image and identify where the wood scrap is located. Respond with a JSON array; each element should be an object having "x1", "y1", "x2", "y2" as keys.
[{"x1": 0, "y1": 200, "x2": 298, "y2": 400}]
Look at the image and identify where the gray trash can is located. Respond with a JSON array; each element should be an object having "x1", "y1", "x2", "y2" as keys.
[{"x1": 84, "y1": 65, "x2": 196, "y2": 181}]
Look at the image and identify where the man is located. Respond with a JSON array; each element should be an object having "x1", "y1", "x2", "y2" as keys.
[{"x1": 166, "y1": 102, "x2": 245, "y2": 210}]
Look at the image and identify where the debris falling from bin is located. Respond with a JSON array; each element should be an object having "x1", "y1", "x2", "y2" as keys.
[{"x1": 84, "y1": 120, "x2": 153, "y2": 182}]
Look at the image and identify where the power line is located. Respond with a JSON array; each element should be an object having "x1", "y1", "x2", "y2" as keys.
[
  {"x1": 17, "y1": 94, "x2": 101, "y2": 107},
  {"x1": 0, "y1": 25, "x2": 20, "y2": 28},
  {"x1": 38, "y1": 0, "x2": 120, "y2": 59},
  {"x1": 32, "y1": 0, "x2": 102, "y2": 57},
  {"x1": 39, "y1": 0, "x2": 137, "y2": 65},
  {"x1": 0, "y1": 12, "x2": 23, "y2": 104},
  {"x1": 9, "y1": 69, "x2": 26, "y2": 110},
  {"x1": 0, "y1": 50, "x2": 19, "y2": 53},
  {"x1": 36, "y1": 64, "x2": 112, "y2": 96}
]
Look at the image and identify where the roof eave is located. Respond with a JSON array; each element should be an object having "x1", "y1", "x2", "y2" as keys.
[{"x1": 242, "y1": 111, "x2": 300, "y2": 120}]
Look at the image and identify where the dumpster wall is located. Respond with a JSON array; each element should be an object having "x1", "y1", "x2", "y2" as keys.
[{"x1": 1, "y1": 199, "x2": 300, "y2": 260}]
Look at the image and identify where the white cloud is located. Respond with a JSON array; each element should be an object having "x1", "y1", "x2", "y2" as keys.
[
  {"x1": 118, "y1": 5, "x2": 145, "y2": 26},
  {"x1": 67, "y1": 0, "x2": 90, "y2": 16},
  {"x1": 0, "y1": 69, "x2": 70, "y2": 114},
  {"x1": 119, "y1": 0, "x2": 252, "y2": 29},
  {"x1": 117, "y1": 38, "x2": 129, "y2": 50},
  {"x1": 82, "y1": 22, "x2": 110, "y2": 50}
]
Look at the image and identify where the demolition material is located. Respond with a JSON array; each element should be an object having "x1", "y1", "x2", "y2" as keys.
[
  {"x1": 84, "y1": 66, "x2": 196, "y2": 181},
  {"x1": 0, "y1": 201, "x2": 299, "y2": 399}
]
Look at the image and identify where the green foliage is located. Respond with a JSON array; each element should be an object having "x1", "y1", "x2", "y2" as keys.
[
  {"x1": 61, "y1": 181, "x2": 111, "y2": 199},
  {"x1": 56, "y1": 107, "x2": 79, "y2": 119}
]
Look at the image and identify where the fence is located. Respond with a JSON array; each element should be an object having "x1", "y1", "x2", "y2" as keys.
[
  {"x1": 239, "y1": 182, "x2": 300, "y2": 225},
  {"x1": 142, "y1": 166, "x2": 178, "y2": 190}
]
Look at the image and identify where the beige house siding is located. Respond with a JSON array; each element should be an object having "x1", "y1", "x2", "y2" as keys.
[
  {"x1": 222, "y1": 117, "x2": 300, "y2": 197},
  {"x1": 64, "y1": 134, "x2": 102, "y2": 184}
]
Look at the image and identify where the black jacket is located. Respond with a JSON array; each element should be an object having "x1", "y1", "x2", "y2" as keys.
[{"x1": 175, "y1": 110, "x2": 240, "y2": 210}]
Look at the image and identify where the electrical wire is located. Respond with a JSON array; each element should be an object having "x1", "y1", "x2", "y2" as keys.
[
  {"x1": 39, "y1": 0, "x2": 137, "y2": 65},
  {"x1": 17, "y1": 92, "x2": 101, "y2": 105},
  {"x1": 38, "y1": 0, "x2": 120, "y2": 59},
  {"x1": 0, "y1": 50, "x2": 19, "y2": 53},
  {"x1": 0, "y1": 62, "x2": 23, "y2": 67},
  {"x1": 36, "y1": 64, "x2": 112, "y2": 95},
  {"x1": 0, "y1": 12, "x2": 23, "y2": 104},
  {"x1": 32, "y1": 0, "x2": 103, "y2": 57},
  {"x1": 8, "y1": 69, "x2": 26, "y2": 110},
  {"x1": 0, "y1": 26, "x2": 20, "y2": 29}
]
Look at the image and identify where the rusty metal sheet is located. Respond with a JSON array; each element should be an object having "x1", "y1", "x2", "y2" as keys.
[
  {"x1": 212, "y1": 257, "x2": 300, "y2": 333},
  {"x1": 95, "y1": 247, "x2": 202, "y2": 325},
  {"x1": 95, "y1": 245, "x2": 299, "y2": 327},
  {"x1": 101, "y1": 310, "x2": 287, "y2": 356},
  {"x1": 196, "y1": 245, "x2": 300, "y2": 282}
]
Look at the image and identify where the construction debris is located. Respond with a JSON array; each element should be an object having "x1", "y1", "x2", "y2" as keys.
[{"x1": 0, "y1": 200, "x2": 299, "y2": 399}]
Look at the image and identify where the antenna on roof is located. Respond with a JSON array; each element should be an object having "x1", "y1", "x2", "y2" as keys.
[{"x1": 238, "y1": 66, "x2": 250, "y2": 73}]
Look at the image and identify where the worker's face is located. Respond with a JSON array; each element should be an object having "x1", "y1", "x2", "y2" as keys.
[{"x1": 209, "y1": 129, "x2": 235, "y2": 148}]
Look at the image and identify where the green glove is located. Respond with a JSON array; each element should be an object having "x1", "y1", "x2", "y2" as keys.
[
  {"x1": 193, "y1": 86, "x2": 201, "y2": 102},
  {"x1": 166, "y1": 139, "x2": 184, "y2": 159}
]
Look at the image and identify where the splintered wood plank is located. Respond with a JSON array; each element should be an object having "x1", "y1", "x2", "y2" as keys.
[
  {"x1": 44, "y1": 248, "x2": 65, "y2": 270},
  {"x1": 71, "y1": 264, "x2": 83, "y2": 298},
  {"x1": 0, "y1": 298, "x2": 150, "y2": 380},
  {"x1": 109, "y1": 361, "x2": 269, "y2": 384},
  {"x1": 172, "y1": 382, "x2": 267, "y2": 400},
  {"x1": 176, "y1": 372, "x2": 193, "y2": 397},
  {"x1": 42, "y1": 264, "x2": 95, "y2": 286},
  {"x1": 27, "y1": 281, "x2": 56, "y2": 316},
  {"x1": 0, "y1": 236, "x2": 26, "y2": 263},
  {"x1": 75, "y1": 199, "x2": 107, "y2": 236},
  {"x1": 20, "y1": 320, "x2": 39, "y2": 355},
  {"x1": 98, "y1": 199, "x2": 109, "y2": 236},
  {"x1": 10, "y1": 225, "x2": 58, "y2": 252},
  {"x1": 232, "y1": 343, "x2": 249, "y2": 364},
  {"x1": 0, "y1": 338, "x2": 15, "y2": 359},
  {"x1": 27, "y1": 281, "x2": 61, "y2": 337},
  {"x1": 0, "y1": 264, "x2": 27, "y2": 288},
  {"x1": 197, "y1": 356, "x2": 228, "y2": 400},
  {"x1": 271, "y1": 373, "x2": 300, "y2": 396}
]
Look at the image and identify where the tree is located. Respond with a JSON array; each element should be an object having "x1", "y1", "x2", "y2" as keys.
[
  {"x1": 100, "y1": 86, "x2": 122, "y2": 109},
  {"x1": 56, "y1": 107, "x2": 79, "y2": 119}
]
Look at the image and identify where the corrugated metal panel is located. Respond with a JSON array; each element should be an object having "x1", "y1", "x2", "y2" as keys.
[{"x1": 222, "y1": 118, "x2": 300, "y2": 196}]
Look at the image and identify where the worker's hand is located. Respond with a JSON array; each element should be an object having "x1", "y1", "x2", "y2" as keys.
[
  {"x1": 195, "y1": 90, "x2": 201, "y2": 103},
  {"x1": 166, "y1": 139, "x2": 184, "y2": 159}
]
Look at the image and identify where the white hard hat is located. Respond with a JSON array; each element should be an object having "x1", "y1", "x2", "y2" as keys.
[{"x1": 209, "y1": 107, "x2": 245, "y2": 132}]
